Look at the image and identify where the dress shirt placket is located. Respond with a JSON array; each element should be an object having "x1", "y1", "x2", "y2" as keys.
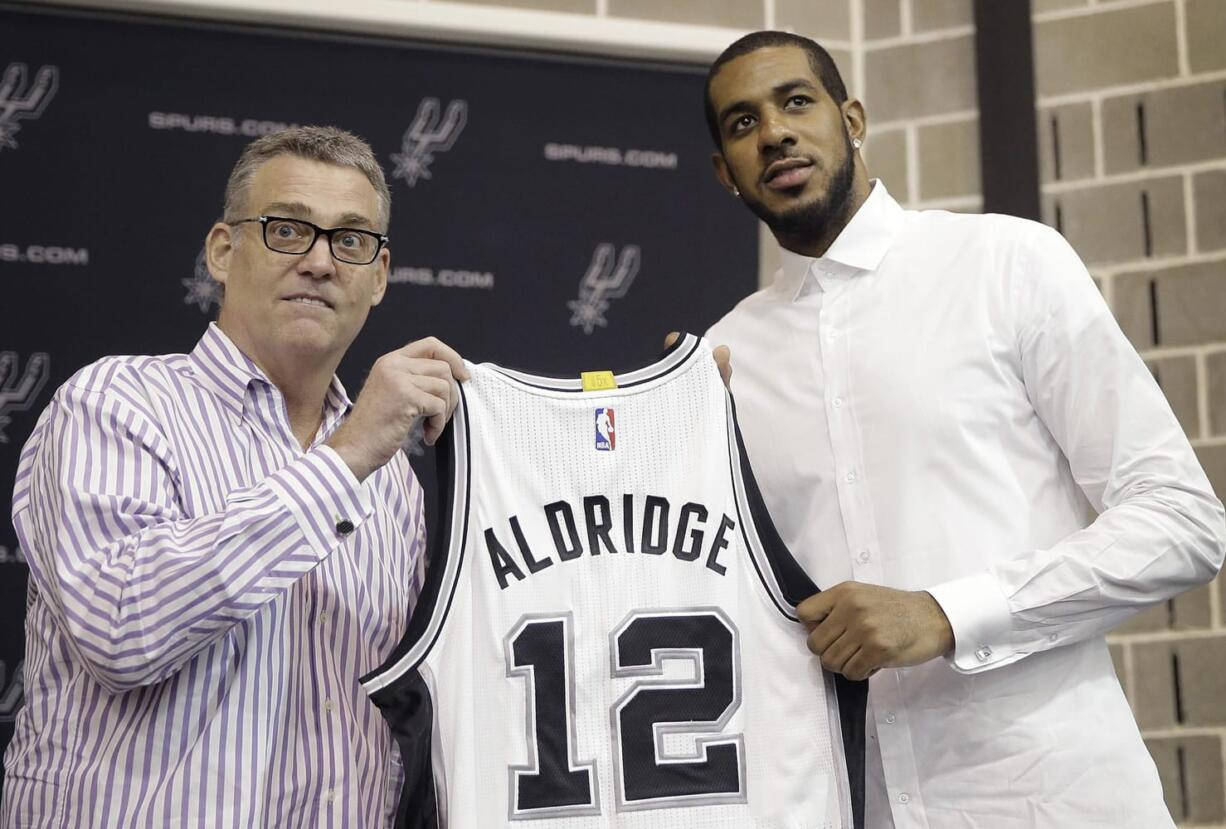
[{"x1": 817, "y1": 266, "x2": 930, "y2": 829}]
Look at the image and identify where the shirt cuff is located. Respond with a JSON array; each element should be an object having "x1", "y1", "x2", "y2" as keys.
[
  {"x1": 927, "y1": 572, "x2": 1020, "y2": 674},
  {"x1": 264, "y1": 445, "x2": 373, "y2": 559}
]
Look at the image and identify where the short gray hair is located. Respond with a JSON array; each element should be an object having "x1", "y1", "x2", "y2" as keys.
[{"x1": 222, "y1": 125, "x2": 392, "y2": 231}]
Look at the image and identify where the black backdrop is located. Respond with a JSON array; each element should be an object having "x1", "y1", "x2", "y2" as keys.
[{"x1": 0, "y1": 3, "x2": 757, "y2": 774}]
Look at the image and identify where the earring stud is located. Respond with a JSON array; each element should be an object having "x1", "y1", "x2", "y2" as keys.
[{"x1": 852, "y1": 138, "x2": 862, "y2": 150}]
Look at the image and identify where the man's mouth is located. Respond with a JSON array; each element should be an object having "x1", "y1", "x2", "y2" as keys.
[
  {"x1": 763, "y1": 158, "x2": 814, "y2": 190},
  {"x1": 284, "y1": 294, "x2": 332, "y2": 309}
]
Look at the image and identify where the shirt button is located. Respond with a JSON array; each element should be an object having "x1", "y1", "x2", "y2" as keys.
[
  {"x1": 324, "y1": 698, "x2": 336, "y2": 713},
  {"x1": 845, "y1": 471, "x2": 857, "y2": 483},
  {"x1": 324, "y1": 789, "x2": 336, "y2": 805},
  {"x1": 885, "y1": 713, "x2": 896, "y2": 724},
  {"x1": 335, "y1": 518, "x2": 355, "y2": 535},
  {"x1": 975, "y1": 645, "x2": 993, "y2": 662},
  {"x1": 899, "y1": 793, "x2": 910, "y2": 804},
  {"x1": 318, "y1": 611, "x2": 329, "y2": 625},
  {"x1": 856, "y1": 549, "x2": 870, "y2": 564},
  {"x1": 1049, "y1": 633, "x2": 1058, "y2": 643},
  {"x1": 832, "y1": 397, "x2": 844, "y2": 408}
]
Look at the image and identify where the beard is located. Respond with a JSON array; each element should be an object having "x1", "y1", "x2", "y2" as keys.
[{"x1": 740, "y1": 134, "x2": 856, "y2": 242}]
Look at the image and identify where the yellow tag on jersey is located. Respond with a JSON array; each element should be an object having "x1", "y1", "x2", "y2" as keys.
[{"x1": 580, "y1": 370, "x2": 618, "y2": 391}]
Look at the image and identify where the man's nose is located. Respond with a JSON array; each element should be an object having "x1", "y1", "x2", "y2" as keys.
[
  {"x1": 298, "y1": 234, "x2": 336, "y2": 278},
  {"x1": 758, "y1": 108, "x2": 796, "y2": 151}
]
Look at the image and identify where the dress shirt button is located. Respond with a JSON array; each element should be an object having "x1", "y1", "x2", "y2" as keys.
[
  {"x1": 975, "y1": 645, "x2": 993, "y2": 662},
  {"x1": 885, "y1": 713, "x2": 896, "y2": 724},
  {"x1": 324, "y1": 789, "x2": 336, "y2": 805},
  {"x1": 335, "y1": 518, "x2": 355, "y2": 535},
  {"x1": 1049, "y1": 633, "x2": 1058, "y2": 643},
  {"x1": 898, "y1": 793, "x2": 910, "y2": 805},
  {"x1": 832, "y1": 397, "x2": 844, "y2": 408},
  {"x1": 844, "y1": 471, "x2": 857, "y2": 484},
  {"x1": 324, "y1": 698, "x2": 336, "y2": 713},
  {"x1": 856, "y1": 549, "x2": 871, "y2": 564},
  {"x1": 318, "y1": 611, "x2": 329, "y2": 625}
]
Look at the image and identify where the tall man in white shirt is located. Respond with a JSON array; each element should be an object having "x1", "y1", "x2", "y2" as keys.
[{"x1": 703, "y1": 31, "x2": 1225, "y2": 828}]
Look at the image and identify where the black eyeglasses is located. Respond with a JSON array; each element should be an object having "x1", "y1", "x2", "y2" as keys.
[{"x1": 231, "y1": 216, "x2": 388, "y2": 265}]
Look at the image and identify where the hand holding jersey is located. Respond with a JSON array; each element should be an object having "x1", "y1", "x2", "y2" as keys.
[
  {"x1": 798, "y1": 584, "x2": 955, "y2": 681},
  {"x1": 327, "y1": 336, "x2": 468, "y2": 481}
]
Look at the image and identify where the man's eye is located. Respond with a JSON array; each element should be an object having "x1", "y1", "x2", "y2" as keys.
[
  {"x1": 730, "y1": 115, "x2": 755, "y2": 134},
  {"x1": 785, "y1": 95, "x2": 811, "y2": 108},
  {"x1": 338, "y1": 233, "x2": 360, "y2": 248}
]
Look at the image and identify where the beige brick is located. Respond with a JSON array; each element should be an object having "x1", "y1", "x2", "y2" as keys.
[
  {"x1": 1174, "y1": 635, "x2": 1226, "y2": 725},
  {"x1": 1115, "y1": 601, "x2": 1170, "y2": 635},
  {"x1": 777, "y1": 0, "x2": 851, "y2": 43},
  {"x1": 916, "y1": 118, "x2": 980, "y2": 200},
  {"x1": 1034, "y1": 3, "x2": 1179, "y2": 98},
  {"x1": 912, "y1": 0, "x2": 972, "y2": 32},
  {"x1": 1102, "y1": 80, "x2": 1226, "y2": 174},
  {"x1": 1148, "y1": 355, "x2": 1199, "y2": 437},
  {"x1": 1115, "y1": 260, "x2": 1226, "y2": 350},
  {"x1": 1146, "y1": 735, "x2": 1226, "y2": 824},
  {"x1": 1187, "y1": 0, "x2": 1226, "y2": 73},
  {"x1": 1032, "y1": 0, "x2": 1088, "y2": 11},
  {"x1": 447, "y1": 0, "x2": 594, "y2": 10},
  {"x1": 863, "y1": 0, "x2": 901, "y2": 40},
  {"x1": 607, "y1": 0, "x2": 759, "y2": 27},
  {"x1": 1195, "y1": 171, "x2": 1226, "y2": 254},
  {"x1": 1048, "y1": 176, "x2": 1186, "y2": 267},
  {"x1": 1207, "y1": 350, "x2": 1226, "y2": 436},
  {"x1": 1132, "y1": 640, "x2": 1177, "y2": 728},
  {"x1": 1196, "y1": 444, "x2": 1226, "y2": 502},
  {"x1": 864, "y1": 128, "x2": 908, "y2": 200},
  {"x1": 1038, "y1": 102, "x2": 1095, "y2": 183},
  {"x1": 863, "y1": 36, "x2": 976, "y2": 123}
]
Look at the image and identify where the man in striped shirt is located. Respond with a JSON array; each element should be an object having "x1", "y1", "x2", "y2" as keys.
[{"x1": 3, "y1": 126, "x2": 466, "y2": 827}]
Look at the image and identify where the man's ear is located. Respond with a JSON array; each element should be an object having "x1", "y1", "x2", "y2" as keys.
[
  {"x1": 711, "y1": 151, "x2": 738, "y2": 196},
  {"x1": 205, "y1": 222, "x2": 234, "y2": 289},
  {"x1": 370, "y1": 246, "x2": 389, "y2": 307},
  {"x1": 842, "y1": 98, "x2": 867, "y2": 148}
]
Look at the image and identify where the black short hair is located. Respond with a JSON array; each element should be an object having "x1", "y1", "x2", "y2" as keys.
[{"x1": 704, "y1": 31, "x2": 849, "y2": 148}]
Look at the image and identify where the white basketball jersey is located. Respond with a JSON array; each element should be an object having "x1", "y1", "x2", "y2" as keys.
[{"x1": 362, "y1": 335, "x2": 865, "y2": 829}]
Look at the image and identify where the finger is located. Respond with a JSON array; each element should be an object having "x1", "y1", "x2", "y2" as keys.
[
  {"x1": 407, "y1": 375, "x2": 454, "y2": 409},
  {"x1": 663, "y1": 331, "x2": 681, "y2": 350},
  {"x1": 399, "y1": 356, "x2": 459, "y2": 383},
  {"x1": 841, "y1": 650, "x2": 878, "y2": 682},
  {"x1": 423, "y1": 412, "x2": 447, "y2": 446},
  {"x1": 805, "y1": 618, "x2": 845, "y2": 657},
  {"x1": 820, "y1": 634, "x2": 862, "y2": 676},
  {"x1": 797, "y1": 591, "x2": 835, "y2": 624},
  {"x1": 712, "y1": 344, "x2": 732, "y2": 388},
  {"x1": 401, "y1": 337, "x2": 470, "y2": 381}
]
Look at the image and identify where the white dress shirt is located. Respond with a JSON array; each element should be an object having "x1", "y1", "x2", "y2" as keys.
[{"x1": 707, "y1": 181, "x2": 1225, "y2": 828}]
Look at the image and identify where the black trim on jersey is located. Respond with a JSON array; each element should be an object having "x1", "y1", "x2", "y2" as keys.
[
  {"x1": 362, "y1": 386, "x2": 470, "y2": 688},
  {"x1": 382, "y1": 671, "x2": 440, "y2": 829},
  {"x1": 489, "y1": 332, "x2": 702, "y2": 392},
  {"x1": 361, "y1": 390, "x2": 472, "y2": 829},
  {"x1": 727, "y1": 392, "x2": 868, "y2": 829}
]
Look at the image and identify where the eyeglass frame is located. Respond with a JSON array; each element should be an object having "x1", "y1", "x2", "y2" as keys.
[{"x1": 230, "y1": 215, "x2": 389, "y2": 265}]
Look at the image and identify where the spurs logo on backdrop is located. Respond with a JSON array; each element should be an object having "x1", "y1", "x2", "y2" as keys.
[
  {"x1": 0, "y1": 63, "x2": 58, "y2": 152},
  {"x1": 0, "y1": 351, "x2": 49, "y2": 444},
  {"x1": 567, "y1": 244, "x2": 641, "y2": 335},
  {"x1": 0, "y1": 660, "x2": 23, "y2": 723},
  {"x1": 391, "y1": 98, "x2": 468, "y2": 187},
  {"x1": 182, "y1": 248, "x2": 222, "y2": 313}
]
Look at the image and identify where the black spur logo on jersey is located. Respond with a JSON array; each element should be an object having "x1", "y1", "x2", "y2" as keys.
[{"x1": 485, "y1": 494, "x2": 737, "y2": 590}]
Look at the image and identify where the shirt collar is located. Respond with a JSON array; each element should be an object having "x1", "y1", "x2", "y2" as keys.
[
  {"x1": 775, "y1": 179, "x2": 905, "y2": 302},
  {"x1": 188, "y1": 322, "x2": 352, "y2": 427}
]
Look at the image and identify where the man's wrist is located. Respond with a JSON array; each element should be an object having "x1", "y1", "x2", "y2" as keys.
[{"x1": 325, "y1": 434, "x2": 375, "y2": 482}]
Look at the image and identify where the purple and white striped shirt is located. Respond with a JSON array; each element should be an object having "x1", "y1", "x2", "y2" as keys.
[{"x1": 4, "y1": 323, "x2": 425, "y2": 828}]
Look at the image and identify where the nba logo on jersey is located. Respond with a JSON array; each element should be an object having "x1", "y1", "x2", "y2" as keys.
[{"x1": 594, "y1": 407, "x2": 615, "y2": 451}]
